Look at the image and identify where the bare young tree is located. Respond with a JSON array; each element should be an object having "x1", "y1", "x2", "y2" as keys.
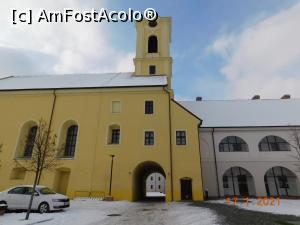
[{"x1": 14, "y1": 118, "x2": 62, "y2": 220}]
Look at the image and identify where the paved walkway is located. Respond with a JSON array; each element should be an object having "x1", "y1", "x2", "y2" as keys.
[
  {"x1": 89, "y1": 201, "x2": 218, "y2": 225},
  {"x1": 3, "y1": 200, "x2": 300, "y2": 225},
  {"x1": 190, "y1": 201, "x2": 300, "y2": 225}
]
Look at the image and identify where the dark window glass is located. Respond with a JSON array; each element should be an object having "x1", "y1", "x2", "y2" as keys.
[
  {"x1": 8, "y1": 187, "x2": 26, "y2": 195},
  {"x1": 219, "y1": 136, "x2": 248, "y2": 152},
  {"x1": 278, "y1": 175, "x2": 289, "y2": 188},
  {"x1": 259, "y1": 136, "x2": 290, "y2": 151},
  {"x1": 145, "y1": 131, "x2": 154, "y2": 145},
  {"x1": 39, "y1": 187, "x2": 56, "y2": 195},
  {"x1": 23, "y1": 126, "x2": 37, "y2": 157},
  {"x1": 158, "y1": 177, "x2": 161, "y2": 181},
  {"x1": 176, "y1": 131, "x2": 186, "y2": 145},
  {"x1": 149, "y1": 65, "x2": 156, "y2": 75},
  {"x1": 64, "y1": 125, "x2": 78, "y2": 157},
  {"x1": 111, "y1": 129, "x2": 120, "y2": 144},
  {"x1": 223, "y1": 176, "x2": 229, "y2": 188},
  {"x1": 148, "y1": 36, "x2": 158, "y2": 53},
  {"x1": 145, "y1": 101, "x2": 154, "y2": 114},
  {"x1": 25, "y1": 187, "x2": 39, "y2": 195}
]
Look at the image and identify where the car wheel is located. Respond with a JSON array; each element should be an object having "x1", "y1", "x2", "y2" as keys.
[{"x1": 38, "y1": 202, "x2": 49, "y2": 214}]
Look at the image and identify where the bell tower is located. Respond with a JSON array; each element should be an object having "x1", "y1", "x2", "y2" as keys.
[{"x1": 134, "y1": 17, "x2": 173, "y2": 88}]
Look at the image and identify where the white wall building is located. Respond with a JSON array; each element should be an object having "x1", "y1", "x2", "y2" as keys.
[
  {"x1": 180, "y1": 97, "x2": 300, "y2": 198},
  {"x1": 146, "y1": 173, "x2": 165, "y2": 193}
]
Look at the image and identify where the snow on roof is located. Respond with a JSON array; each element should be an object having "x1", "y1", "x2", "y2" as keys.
[
  {"x1": 179, "y1": 99, "x2": 300, "y2": 127},
  {"x1": 0, "y1": 73, "x2": 167, "y2": 90}
]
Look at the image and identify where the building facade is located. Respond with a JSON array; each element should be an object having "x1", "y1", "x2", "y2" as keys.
[
  {"x1": 181, "y1": 98, "x2": 300, "y2": 198},
  {"x1": 0, "y1": 17, "x2": 204, "y2": 202}
]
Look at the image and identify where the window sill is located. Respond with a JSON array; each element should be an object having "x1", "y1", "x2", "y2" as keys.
[
  {"x1": 259, "y1": 150, "x2": 291, "y2": 152},
  {"x1": 219, "y1": 151, "x2": 249, "y2": 153},
  {"x1": 14, "y1": 157, "x2": 31, "y2": 160},
  {"x1": 146, "y1": 53, "x2": 159, "y2": 57},
  {"x1": 57, "y1": 157, "x2": 75, "y2": 160},
  {"x1": 144, "y1": 145, "x2": 155, "y2": 147}
]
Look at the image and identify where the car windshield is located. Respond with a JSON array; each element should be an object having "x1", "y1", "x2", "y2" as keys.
[{"x1": 39, "y1": 187, "x2": 56, "y2": 195}]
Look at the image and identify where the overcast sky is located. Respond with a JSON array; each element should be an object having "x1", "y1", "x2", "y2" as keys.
[{"x1": 1, "y1": 0, "x2": 300, "y2": 100}]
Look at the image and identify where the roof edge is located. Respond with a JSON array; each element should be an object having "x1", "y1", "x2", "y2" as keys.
[{"x1": 171, "y1": 99, "x2": 203, "y2": 122}]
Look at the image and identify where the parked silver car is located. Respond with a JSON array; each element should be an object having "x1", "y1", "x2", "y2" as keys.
[{"x1": 0, "y1": 185, "x2": 70, "y2": 213}]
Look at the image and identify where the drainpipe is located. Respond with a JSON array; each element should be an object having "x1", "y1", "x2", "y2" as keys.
[
  {"x1": 231, "y1": 168, "x2": 236, "y2": 196},
  {"x1": 164, "y1": 87, "x2": 174, "y2": 201},
  {"x1": 197, "y1": 123, "x2": 205, "y2": 199},
  {"x1": 211, "y1": 128, "x2": 221, "y2": 197},
  {"x1": 48, "y1": 90, "x2": 57, "y2": 132}
]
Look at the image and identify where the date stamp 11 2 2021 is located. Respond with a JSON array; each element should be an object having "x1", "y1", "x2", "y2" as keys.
[{"x1": 226, "y1": 196, "x2": 281, "y2": 206}]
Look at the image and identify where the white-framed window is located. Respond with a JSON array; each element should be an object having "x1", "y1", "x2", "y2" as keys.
[
  {"x1": 176, "y1": 130, "x2": 187, "y2": 145},
  {"x1": 144, "y1": 131, "x2": 155, "y2": 146}
]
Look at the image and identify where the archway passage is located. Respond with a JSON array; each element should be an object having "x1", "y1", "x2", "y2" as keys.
[
  {"x1": 264, "y1": 166, "x2": 300, "y2": 197},
  {"x1": 223, "y1": 167, "x2": 256, "y2": 197},
  {"x1": 132, "y1": 161, "x2": 166, "y2": 201}
]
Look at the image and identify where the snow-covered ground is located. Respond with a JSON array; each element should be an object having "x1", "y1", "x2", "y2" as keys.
[
  {"x1": 146, "y1": 191, "x2": 166, "y2": 197},
  {"x1": 209, "y1": 198, "x2": 300, "y2": 216},
  {"x1": 0, "y1": 199, "x2": 219, "y2": 225}
]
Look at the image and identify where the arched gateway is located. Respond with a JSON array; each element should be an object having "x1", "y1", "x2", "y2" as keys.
[{"x1": 132, "y1": 161, "x2": 166, "y2": 201}]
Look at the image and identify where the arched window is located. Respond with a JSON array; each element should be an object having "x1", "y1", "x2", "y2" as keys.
[
  {"x1": 222, "y1": 167, "x2": 256, "y2": 196},
  {"x1": 23, "y1": 126, "x2": 38, "y2": 157},
  {"x1": 219, "y1": 136, "x2": 248, "y2": 152},
  {"x1": 64, "y1": 125, "x2": 78, "y2": 157},
  {"x1": 259, "y1": 136, "x2": 290, "y2": 151},
  {"x1": 15, "y1": 121, "x2": 38, "y2": 158},
  {"x1": 148, "y1": 36, "x2": 158, "y2": 53},
  {"x1": 264, "y1": 166, "x2": 299, "y2": 196}
]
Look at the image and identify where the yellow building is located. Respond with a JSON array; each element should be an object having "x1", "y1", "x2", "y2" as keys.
[{"x1": 0, "y1": 17, "x2": 203, "y2": 201}]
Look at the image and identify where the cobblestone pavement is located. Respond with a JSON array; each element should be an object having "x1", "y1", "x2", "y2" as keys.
[
  {"x1": 190, "y1": 201, "x2": 300, "y2": 225},
  {"x1": 87, "y1": 201, "x2": 219, "y2": 225}
]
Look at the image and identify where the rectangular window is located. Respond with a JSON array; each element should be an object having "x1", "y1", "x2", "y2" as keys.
[
  {"x1": 149, "y1": 65, "x2": 156, "y2": 75},
  {"x1": 112, "y1": 101, "x2": 121, "y2": 113},
  {"x1": 145, "y1": 101, "x2": 154, "y2": 114},
  {"x1": 111, "y1": 129, "x2": 120, "y2": 144},
  {"x1": 176, "y1": 131, "x2": 186, "y2": 145},
  {"x1": 144, "y1": 131, "x2": 154, "y2": 146}
]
